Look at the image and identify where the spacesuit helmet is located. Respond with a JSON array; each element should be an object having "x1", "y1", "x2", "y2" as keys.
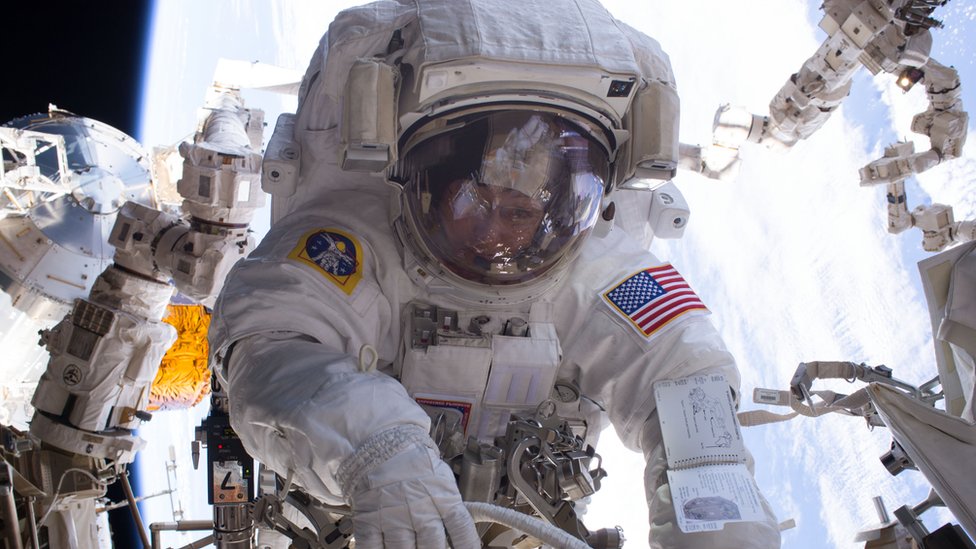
[
  {"x1": 276, "y1": 0, "x2": 682, "y2": 302},
  {"x1": 394, "y1": 108, "x2": 610, "y2": 287}
]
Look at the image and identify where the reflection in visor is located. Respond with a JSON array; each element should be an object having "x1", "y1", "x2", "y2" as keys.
[
  {"x1": 396, "y1": 110, "x2": 610, "y2": 286},
  {"x1": 442, "y1": 179, "x2": 547, "y2": 269}
]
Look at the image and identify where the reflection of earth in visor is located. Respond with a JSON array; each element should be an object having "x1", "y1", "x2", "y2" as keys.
[{"x1": 305, "y1": 231, "x2": 358, "y2": 277}]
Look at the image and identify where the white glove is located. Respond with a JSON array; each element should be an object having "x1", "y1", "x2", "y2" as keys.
[{"x1": 349, "y1": 441, "x2": 480, "y2": 548}]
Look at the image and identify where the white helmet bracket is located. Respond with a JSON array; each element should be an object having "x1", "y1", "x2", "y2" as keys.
[
  {"x1": 337, "y1": 50, "x2": 680, "y2": 194},
  {"x1": 340, "y1": 58, "x2": 400, "y2": 173}
]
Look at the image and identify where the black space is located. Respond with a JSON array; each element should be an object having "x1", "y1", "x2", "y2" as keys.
[{"x1": 3, "y1": 2, "x2": 154, "y2": 138}]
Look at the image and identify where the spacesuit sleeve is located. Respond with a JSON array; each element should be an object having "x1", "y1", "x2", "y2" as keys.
[
  {"x1": 223, "y1": 333, "x2": 432, "y2": 504},
  {"x1": 639, "y1": 363, "x2": 782, "y2": 548},
  {"x1": 631, "y1": 324, "x2": 780, "y2": 547},
  {"x1": 209, "y1": 214, "x2": 431, "y2": 504},
  {"x1": 567, "y1": 249, "x2": 781, "y2": 546},
  {"x1": 619, "y1": 322, "x2": 779, "y2": 547},
  {"x1": 609, "y1": 320, "x2": 780, "y2": 548}
]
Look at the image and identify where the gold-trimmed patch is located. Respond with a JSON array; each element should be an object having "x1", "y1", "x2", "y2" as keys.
[
  {"x1": 288, "y1": 228, "x2": 363, "y2": 295},
  {"x1": 602, "y1": 264, "x2": 708, "y2": 339}
]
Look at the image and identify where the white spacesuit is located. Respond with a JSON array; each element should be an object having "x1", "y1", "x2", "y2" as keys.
[{"x1": 209, "y1": 0, "x2": 781, "y2": 547}]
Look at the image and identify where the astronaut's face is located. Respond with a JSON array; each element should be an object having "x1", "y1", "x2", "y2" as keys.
[
  {"x1": 398, "y1": 109, "x2": 610, "y2": 286},
  {"x1": 436, "y1": 179, "x2": 546, "y2": 266}
]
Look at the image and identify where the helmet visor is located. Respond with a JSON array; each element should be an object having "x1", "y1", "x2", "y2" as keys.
[{"x1": 397, "y1": 110, "x2": 609, "y2": 285}]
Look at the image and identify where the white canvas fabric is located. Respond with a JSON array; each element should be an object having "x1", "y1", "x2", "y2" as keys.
[
  {"x1": 868, "y1": 383, "x2": 976, "y2": 539},
  {"x1": 939, "y1": 244, "x2": 976, "y2": 373},
  {"x1": 937, "y1": 242, "x2": 976, "y2": 421}
]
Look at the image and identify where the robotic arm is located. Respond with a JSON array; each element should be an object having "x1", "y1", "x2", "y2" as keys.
[
  {"x1": 680, "y1": 0, "x2": 971, "y2": 253},
  {"x1": 30, "y1": 85, "x2": 263, "y2": 460},
  {"x1": 111, "y1": 90, "x2": 265, "y2": 304},
  {"x1": 859, "y1": 58, "x2": 967, "y2": 187},
  {"x1": 858, "y1": 58, "x2": 972, "y2": 251},
  {"x1": 742, "y1": 0, "x2": 959, "y2": 152},
  {"x1": 6, "y1": 86, "x2": 264, "y2": 548},
  {"x1": 679, "y1": 0, "x2": 907, "y2": 178}
]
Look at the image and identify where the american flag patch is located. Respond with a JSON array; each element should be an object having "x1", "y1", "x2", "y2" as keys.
[{"x1": 603, "y1": 264, "x2": 708, "y2": 338}]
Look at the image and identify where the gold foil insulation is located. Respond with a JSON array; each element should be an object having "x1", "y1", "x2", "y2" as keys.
[{"x1": 149, "y1": 304, "x2": 211, "y2": 410}]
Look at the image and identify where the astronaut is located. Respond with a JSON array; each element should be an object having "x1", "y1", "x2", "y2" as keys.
[{"x1": 209, "y1": 0, "x2": 781, "y2": 547}]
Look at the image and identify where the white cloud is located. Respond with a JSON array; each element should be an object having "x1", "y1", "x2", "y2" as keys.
[
  {"x1": 585, "y1": 430, "x2": 649, "y2": 543},
  {"x1": 617, "y1": 1, "x2": 962, "y2": 545}
]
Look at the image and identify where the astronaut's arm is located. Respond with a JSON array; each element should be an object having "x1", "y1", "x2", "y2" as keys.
[
  {"x1": 640, "y1": 395, "x2": 782, "y2": 549},
  {"x1": 221, "y1": 333, "x2": 429, "y2": 500},
  {"x1": 221, "y1": 333, "x2": 479, "y2": 547},
  {"x1": 626, "y1": 322, "x2": 781, "y2": 548}
]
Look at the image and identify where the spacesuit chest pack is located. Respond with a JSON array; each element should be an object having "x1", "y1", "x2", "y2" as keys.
[{"x1": 398, "y1": 300, "x2": 564, "y2": 444}]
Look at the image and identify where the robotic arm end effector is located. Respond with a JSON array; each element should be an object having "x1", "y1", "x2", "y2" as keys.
[{"x1": 679, "y1": 105, "x2": 767, "y2": 181}]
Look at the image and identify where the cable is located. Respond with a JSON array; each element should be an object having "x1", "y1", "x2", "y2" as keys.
[
  {"x1": 464, "y1": 501, "x2": 590, "y2": 549},
  {"x1": 35, "y1": 467, "x2": 109, "y2": 530}
]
